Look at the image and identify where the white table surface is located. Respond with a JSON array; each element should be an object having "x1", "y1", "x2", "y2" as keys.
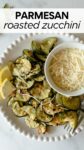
[{"x1": 0, "y1": 1, "x2": 84, "y2": 150}]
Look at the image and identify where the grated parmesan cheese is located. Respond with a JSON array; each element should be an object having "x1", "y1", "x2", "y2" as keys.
[{"x1": 49, "y1": 48, "x2": 84, "y2": 91}]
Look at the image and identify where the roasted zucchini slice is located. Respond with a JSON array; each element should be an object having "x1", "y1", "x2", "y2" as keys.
[
  {"x1": 48, "y1": 111, "x2": 78, "y2": 129},
  {"x1": 12, "y1": 101, "x2": 27, "y2": 117},
  {"x1": 26, "y1": 64, "x2": 41, "y2": 79},
  {"x1": 36, "y1": 106, "x2": 52, "y2": 122},
  {"x1": 15, "y1": 56, "x2": 25, "y2": 63},
  {"x1": 43, "y1": 98, "x2": 65, "y2": 115},
  {"x1": 56, "y1": 94, "x2": 80, "y2": 110},
  {"x1": 13, "y1": 58, "x2": 31, "y2": 77},
  {"x1": 22, "y1": 105, "x2": 36, "y2": 120},
  {"x1": 29, "y1": 98, "x2": 39, "y2": 108},
  {"x1": 64, "y1": 111, "x2": 78, "y2": 129},
  {"x1": 26, "y1": 80, "x2": 35, "y2": 89},
  {"x1": 32, "y1": 40, "x2": 41, "y2": 52},
  {"x1": 25, "y1": 116, "x2": 39, "y2": 128},
  {"x1": 14, "y1": 77, "x2": 27, "y2": 89},
  {"x1": 19, "y1": 58, "x2": 31, "y2": 75},
  {"x1": 13, "y1": 67, "x2": 20, "y2": 77},
  {"x1": 3, "y1": 3, "x2": 13, "y2": 8},
  {"x1": 16, "y1": 92, "x2": 30, "y2": 102},
  {"x1": 55, "y1": 93, "x2": 63, "y2": 105},
  {"x1": 31, "y1": 64, "x2": 41, "y2": 74},
  {"x1": 34, "y1": 52, "x2": 46, "y2": 62},
  {"x1": 23, "y1": 49, "x2": 33, "y2": 57},
  {"x1": 62, "y1": 97, "x2": 80, "y2": 110},
  {"x1": 14, "y1": 77, "x2": 34, "y2": 90},
  {"x1": 30, "y1": 81, "x2": 51, "y2": 100},
  {"x1": 43, "y1": 80, "x2": 51, "y2": 89},
  {"x1": 34, "y1": 75, "x2": 45, "y2": 82},
  {"x1": 42, "y1": 98, "x2": 54, "y2": 115},
  {"x1": 32, "y1": 37, "x2": 57, "y2": 55},
  {"x1": 23, "y1": 49, "x2": 36, "y2": 62},
  {"x1": 40, "y1": 37, "x2": 57, "y2": 54},
  {"x1": 37, "y1": 123, "x2": 47, "y2": 134},
  {"x1": 8, "y1": 97, "x2": 15, "y2": 106}
]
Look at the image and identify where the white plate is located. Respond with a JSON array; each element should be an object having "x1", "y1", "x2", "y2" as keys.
[{"x1": 0, "y1": 33, "x2": 84, "y2": 142}]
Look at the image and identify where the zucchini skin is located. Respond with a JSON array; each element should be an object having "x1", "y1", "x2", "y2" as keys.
[{"x1": 56, "y1": 94, "x2": 81, "y2": 110}]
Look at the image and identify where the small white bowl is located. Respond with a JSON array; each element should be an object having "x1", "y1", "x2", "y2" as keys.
[{"x1": 44, "y1": 42, "x2": 84, "y2": 97}]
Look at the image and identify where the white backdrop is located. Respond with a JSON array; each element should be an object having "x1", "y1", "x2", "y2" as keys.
[{"x1": 0, "y1": 0, "x2": 84, "y2": 8}]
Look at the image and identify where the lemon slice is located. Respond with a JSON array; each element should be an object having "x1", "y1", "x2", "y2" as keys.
[
  {"x1": 0, "y1": 79, "x2": 15, "y2": 99},
  {"x1": 0, "y1": 65, "x2": 12, "y2": 84}
]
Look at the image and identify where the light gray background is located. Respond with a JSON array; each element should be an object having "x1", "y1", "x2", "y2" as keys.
[
  {"x1": 0, "y1": 0, "x2": 84, "y2": 8},
  {"x1": 0, "y1": 0, "x2": 84, "y2": 150}
]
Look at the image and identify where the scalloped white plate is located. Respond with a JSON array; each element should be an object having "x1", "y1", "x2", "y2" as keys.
[{"x1": 0, "y1": 33, "x2": 84, "y2": 142}]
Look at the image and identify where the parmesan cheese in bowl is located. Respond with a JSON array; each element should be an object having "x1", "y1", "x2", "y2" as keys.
[{"x1": 44, "y1": 42, "x2": 84, "y2": 96}]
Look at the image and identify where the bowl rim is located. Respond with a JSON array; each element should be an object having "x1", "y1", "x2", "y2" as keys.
[{"x1": 44, "y1": 42, "x2": 84, "y2": 97}]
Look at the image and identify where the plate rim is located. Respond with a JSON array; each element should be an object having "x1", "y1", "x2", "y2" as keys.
[{"x1": 0, "y1": 33, "x2": 84, "y2": 142}]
